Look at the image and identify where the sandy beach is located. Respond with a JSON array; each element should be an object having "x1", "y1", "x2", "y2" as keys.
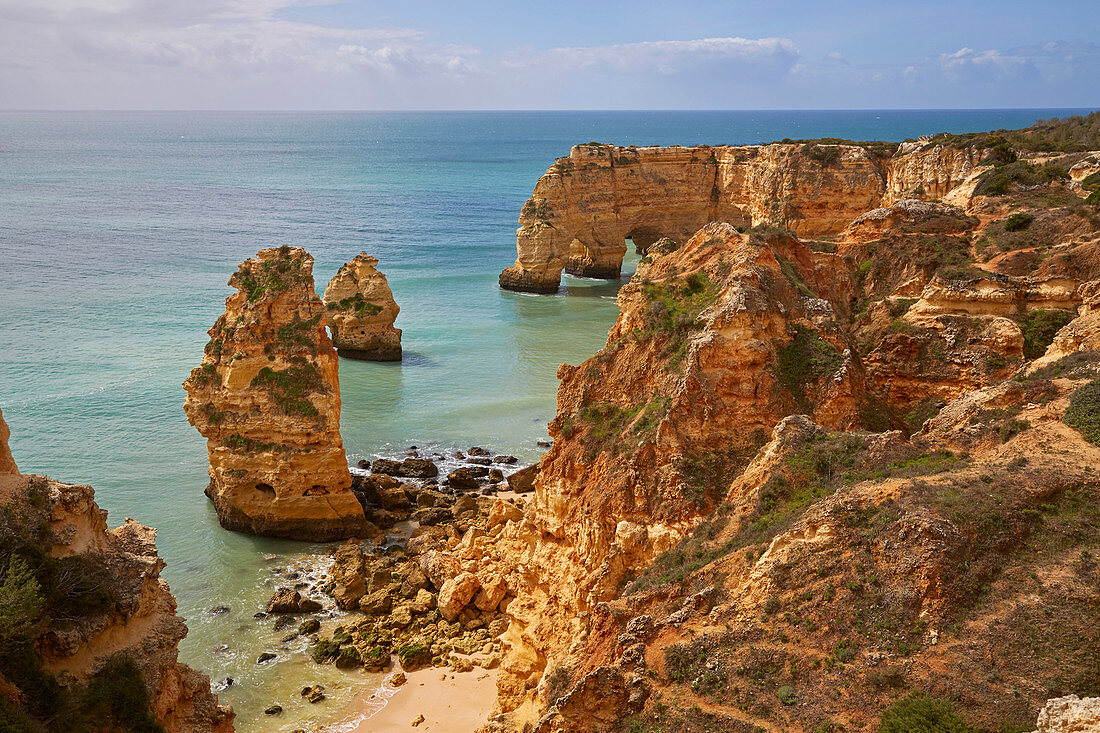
[{"x1": 335, "y1": 667, "x2": 499, "y2": 733}]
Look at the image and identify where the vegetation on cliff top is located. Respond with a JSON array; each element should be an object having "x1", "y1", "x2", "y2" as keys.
[
  {"x1": 235, "y1": 245, "x2": 310, "y2": 303},
  {"x1": 923, "y1": 111, "x2": 1100, "y2": 153}
]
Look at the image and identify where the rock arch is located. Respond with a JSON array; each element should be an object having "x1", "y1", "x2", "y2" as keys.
[{"x1": 498, "y1": 142, "x2": 984, "y2": 293}]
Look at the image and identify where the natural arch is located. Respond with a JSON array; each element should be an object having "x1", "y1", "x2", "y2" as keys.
[{"x1": 498, "y1": 141, "x2": 984, "y2": 293}]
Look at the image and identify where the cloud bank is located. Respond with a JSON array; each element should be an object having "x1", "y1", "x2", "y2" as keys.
[{"x1": 0, "y1": 0, "x2": 1096, "y2": 109}]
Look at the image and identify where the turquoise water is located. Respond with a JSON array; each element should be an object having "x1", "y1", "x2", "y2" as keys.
[{"x1": 0, "y1": 109, "x2": 1091, "y2": 729}]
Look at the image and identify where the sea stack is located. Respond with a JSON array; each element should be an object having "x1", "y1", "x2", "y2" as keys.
[
  {"x1": 322, "y1": 253, "x2": 402, "y2": 361},
  {"x1": 183, "y1": 245, "x2": 365, "y2": 541}
]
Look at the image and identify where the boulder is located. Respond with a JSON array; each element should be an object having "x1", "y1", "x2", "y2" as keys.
[
  {"x1": 416, "y1": 488, "x2": 449, "y2": 507},
  {"x1": 371, "y1": 459, "x2": 404, "y2": 476},
  {"x1": 267, "y1": 588, "x2": 322, "y2": 614},
  {"x1": 358, "y1": 590, "x2": 393, "y2": 616},
  {"x1": 506, "y1": 463, "x2": 538, "y2": 493},
  {"x1": 492, "y1": 455, "x2": 518, "y2": 464},
  {"x1": 475, "y1": 573, "x2": 507, "y2": 612},
  {"x1": 420, "y1": 551, "x2": 462, "y2": 588},
  {"x1": 452, "y1": 495, "x2": 478, "y2": 518},
  {"x1": 399, "y1": 458, "x2": 439, "y2": 478},
  {"x1": 447, "y1": 467, "x2": 488, "y2": 491},
  {"x1": 487, "y1": 498, "x2": 524, "y2": 527},
  {"x1": 438, "y1": 572, "x2": 481, "y2": 622},
  {"x1": 410, "y1": 588, "x2": 435, "y2": 614},
  {"x1": 412, "y1": 507, "x2": 453, "y2": 526}
]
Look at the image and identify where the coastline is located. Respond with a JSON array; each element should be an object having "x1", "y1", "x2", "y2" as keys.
[{"x1": 325, "y1": 667, "x2": 498, "y2": 733}]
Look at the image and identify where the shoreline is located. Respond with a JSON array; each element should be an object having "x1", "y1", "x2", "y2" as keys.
[{"x1": 323, "y1": 667, "x2": 498, "y2": 733}]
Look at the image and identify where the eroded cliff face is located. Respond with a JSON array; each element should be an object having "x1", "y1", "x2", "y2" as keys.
[
  {"x1": 183, "y1": 246, "x2": 364, "y2": 541},
  {"x1": 465, "y1": 148, "x2": 1100, "y2": 732},
  {"x1": 499, "y1": 142, "x2": 986, "y2": 293},
  {"x1": 322, "y1": 253, "x2": 402, "y2": 361},
  {"x1": 0, "y1": 411, "x2": 233, "y2": 732},
  {"x1": 474, "y1": 222, "x2": 911, "y2": 726}
]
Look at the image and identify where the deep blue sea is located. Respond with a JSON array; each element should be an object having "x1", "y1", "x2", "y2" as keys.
[{"x1": 0, "y1": 109, "x2": 1091, "y2": 729}]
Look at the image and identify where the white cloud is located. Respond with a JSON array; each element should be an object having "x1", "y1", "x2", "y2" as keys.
[{"x1": 502, "y1": 37, "x2": 800, "y2": 76}]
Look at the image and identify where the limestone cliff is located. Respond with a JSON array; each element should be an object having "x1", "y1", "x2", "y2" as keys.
[
  {"x1": 499, "y1": 142, "x2": 985, "y2": 293},
  {"x1": 322, "y1": 253, "x2": 402, "y2": 361},
  {"x1": 475, "y1": 222, "x2": 909, "y2": 726},
  {"x1": 0, "y1": 410, "x2": 233, "y2": 732},
  {"x1": 183, "y1": 246, "x2": 364, "y2": 541},
  {"x1": 466, "y1": 138, "x2": 1100, "y2": 732}
]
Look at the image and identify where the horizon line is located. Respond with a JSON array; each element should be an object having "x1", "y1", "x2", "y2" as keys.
[{"x1": 1, "y1": 106, "x2": 1097, "y2": 114}]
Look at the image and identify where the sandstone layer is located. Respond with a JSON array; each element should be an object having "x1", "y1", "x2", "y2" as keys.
[
  {"x1": 0, "y1": 410, "x2": 233, "y2": 731},
  {"x1": 499, "y1": 142, "x2": 984, "y2": 292},
  {"x1": 322, "y1": 253, "x2": 402, "y2": 361},
  {"x1": 183, "y1": 246, "x2": 364, "y2": 541}
]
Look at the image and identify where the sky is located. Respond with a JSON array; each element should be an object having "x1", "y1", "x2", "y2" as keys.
[{"x1": 0, "y1": 0, "x2": 1098, "y2": 110}]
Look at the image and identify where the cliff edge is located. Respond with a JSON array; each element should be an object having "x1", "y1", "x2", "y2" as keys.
[{"x1": 0, "y1": 409, "x2": 234, "y2": 732}]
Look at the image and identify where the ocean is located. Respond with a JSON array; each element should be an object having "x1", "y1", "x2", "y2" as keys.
[{"x1": 0, "y1": 109, "x2": 1091, "y2": 729}]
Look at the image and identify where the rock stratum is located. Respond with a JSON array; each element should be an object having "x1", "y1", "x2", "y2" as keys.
[
  {"x1": 499, "y1": 141, "x2": 983, "y2": 293},
  {"x1": 402, "y1": 115, "x2": 1100, "y2": 732},
  {"x1": 0, "y1": 408, "x2": 234, "y2": 732},
  {"x1": 323, "y1": 253, "x2": 402, "y2": 361},
  {"x1": 183, "y1": 246, "x2": 364, "y2": 541}
]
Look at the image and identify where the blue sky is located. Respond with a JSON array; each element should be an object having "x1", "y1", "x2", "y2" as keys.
[{"x1": 1, "y1": 0, "x2": 1097, "y2": 110}]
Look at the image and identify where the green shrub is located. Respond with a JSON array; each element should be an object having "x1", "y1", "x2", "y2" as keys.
[
  {"x1": 250, "y1": 360, "x2": 326, "y2": 417},
  {"x1": 921, "y1": 111, "x2": 1100, "y2": 154},
  {"x1": 0, "y1": 557, "x2": 44, "y2": 641},
  {"x1": 83, "y1": 657, "x2": 165, "y2": 733},
  {"x1": 0, "y1": 695, "x2": 38, "y2": 733},
  {"x1": 879, "y1": 692, "x2": 972, "y2": 733},
  {"x1": 1020, "y1": 309, "x2": 1075, "y2": 360},
  {"x1": 975, "y1": 161, "x2": 1070, "y2": 197},
  {"x1": 325, "y1": 294, "x2": 382, "y2": 318},
  {"x1": 221, "y1": 433, "x2": 290, "y2": 453},
  {"x1": 235, "y1": 249, "x2": 308, "y2": 302},
  {"x1": 1064, "y1": 379, "x2": 1100, "y2": 446},
  {"x1": 802, "y1": 144, "x2": 841, "y2": 167},
  {"x1": 776, "y1": 685, "x2": 799, "y2": 705},
  {"x1": 776, "y1": 327, "x2": 842, "y2": 410},
  {"x1": 1003, "y1": 213, "x2": 1035, "y2": 231}
]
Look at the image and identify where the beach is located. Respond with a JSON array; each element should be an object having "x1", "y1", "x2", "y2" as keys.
[{"x1": 331, "y1": 667, "x2": 499, "y2": 733}]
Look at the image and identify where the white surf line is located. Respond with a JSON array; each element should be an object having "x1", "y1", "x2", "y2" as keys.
[{"x1": 319, "y1": 679, "x2": 402, "y2": 732}]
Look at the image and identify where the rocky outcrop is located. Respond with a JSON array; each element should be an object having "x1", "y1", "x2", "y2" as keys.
[
  {"x1": 499, "y1": 142, "x2": 986, "y2": 292},
  {"x1": 0, "y1": 411, "x2": 233, "y2": 731},
  {"x1": 480, "y1": 221, "x2": 913, "y2": 726},
  {"x1": 1032, "y1": 695, "x2": 1100, "y2": 732},
  {"x1": 0, "y1": 406, "x2": 16, "y2": 475},
  {"x1": 183, "y1": 246, "x2": 364, "y2": 541},
  {"x1": 322, "y1": 253, "x2": 402, "y2": 361},
  {"x1": 474, "y1": 136, "x2": 1100, "y2": 730}
]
